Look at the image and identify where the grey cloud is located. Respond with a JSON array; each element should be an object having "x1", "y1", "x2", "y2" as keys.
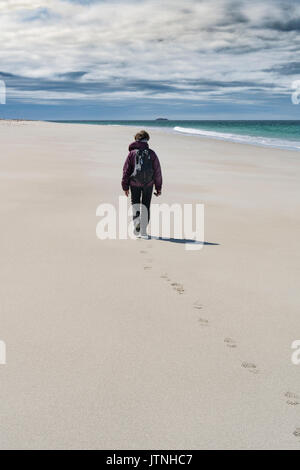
[
  {"x1": 0, "y1": 71, "x2": 283, "y2": 104},
  {"x1": 265, "y1": 19, "x2": 300, "y2": 32},
  {"x1": 0, "y1": 0, "x2": 297, "y2": 105},
  {"x1": 57, "y1": 71, "x2": 88, "y2": 80},
  {"x1": 265, "y1": 62, "x2": 300, "y2": 75}
]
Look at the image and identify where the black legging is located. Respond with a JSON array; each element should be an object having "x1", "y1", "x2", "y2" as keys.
[{"x1": 130, "y1": 184, "x2": 153, "y2": 234}]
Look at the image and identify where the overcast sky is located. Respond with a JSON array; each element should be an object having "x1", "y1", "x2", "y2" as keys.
[{"x1": 0, "y1": 0, "x2": 300, "y2": 119}]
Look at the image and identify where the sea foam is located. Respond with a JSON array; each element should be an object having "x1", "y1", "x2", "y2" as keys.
[{"x1": 173, "y1": 126, "x2": 300, "y2": 151}]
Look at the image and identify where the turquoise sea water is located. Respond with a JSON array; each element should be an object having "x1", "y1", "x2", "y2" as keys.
[{"x1": 50, "y1": 120, "x2": 300, "y2": 151}]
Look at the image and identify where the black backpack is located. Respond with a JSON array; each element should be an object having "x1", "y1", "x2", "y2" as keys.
[{"x1": 131, "y1": 149, "x2": 154, "y2": 186}]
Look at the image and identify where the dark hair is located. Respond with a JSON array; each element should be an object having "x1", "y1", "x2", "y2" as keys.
[{"x1": 135, "y1": 130, "x2": 150, "y2": 141}]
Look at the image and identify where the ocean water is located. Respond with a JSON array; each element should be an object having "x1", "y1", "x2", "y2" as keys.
[{"x1": 50, "y1": 120, "x2": 300, "y2": 151}]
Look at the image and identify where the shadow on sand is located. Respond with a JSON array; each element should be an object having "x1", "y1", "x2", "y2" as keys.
[{"x1": 150, "y1": 236, "x2": 219, "y2": 246}]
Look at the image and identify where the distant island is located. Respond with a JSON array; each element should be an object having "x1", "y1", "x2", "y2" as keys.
[{"x1": 155, "y1": 118, "x2": 169, "y2": 121}]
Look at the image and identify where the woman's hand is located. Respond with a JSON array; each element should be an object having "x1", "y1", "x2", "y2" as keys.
[
  {"x1": 154, "y1": 190, "x2": 161, "y2": 197},
  {"x1": 124, "y1": 190, "x2": 129, "y2": 197}
]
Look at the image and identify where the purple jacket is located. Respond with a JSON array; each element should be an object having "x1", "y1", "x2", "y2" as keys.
[{"x1": 122, "y1": 141, "x2": 162, "y2": 191}]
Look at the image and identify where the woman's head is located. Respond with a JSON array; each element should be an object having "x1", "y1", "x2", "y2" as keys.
[{"x1": 135, "y1": 130, "x2": 150, "y2": 142}]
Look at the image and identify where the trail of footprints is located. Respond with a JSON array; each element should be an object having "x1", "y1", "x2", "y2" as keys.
[
  {"x1": 193, "y1": 301, "x2": 209, "y2": 327},
  {"x1": 140, "y1": 249, "x2": 153, "y2": 270},
  {"x1": 285, "y1": 391, "x2": 300, "y2": 406},
  {"x1": 224, "y1": 337, "x2": 237, "y2": 348},
  {"x1": 241, "y1": 362, "x2": 259, "y2": 374},
  {"x1": 160, "y1": 273, "x2": 185, "y2": 295},
  {"x1": 286, "y1": 393, "x2": 300, "y2": 444},
  {"x1": 139, "y1": 248, "x2": 299, "y2": 444}
]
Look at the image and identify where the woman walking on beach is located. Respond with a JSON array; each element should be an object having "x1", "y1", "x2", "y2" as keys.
[{"x1": 122, "y1": 130, "x2": 162, "y2": 239}]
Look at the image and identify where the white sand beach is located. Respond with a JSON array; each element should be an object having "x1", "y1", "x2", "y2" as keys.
[{"x1": 0, "y1": 120, "x2": 300, "y2": 449}]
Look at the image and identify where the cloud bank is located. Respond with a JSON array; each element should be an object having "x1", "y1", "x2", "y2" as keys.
[{"x1": 0, "y1": 0, "x2": 299, "y2": 117}]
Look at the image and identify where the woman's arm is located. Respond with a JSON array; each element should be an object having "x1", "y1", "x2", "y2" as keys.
[
  {"x1": 122, "y1": 153, "x2": 133, "y2": 192},
  {"x1": 152, "y1": 152, "x2": 162, "y2": 192}
]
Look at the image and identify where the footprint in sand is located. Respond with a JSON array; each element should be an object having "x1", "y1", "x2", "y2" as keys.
[
  {"x1": 293, "y1": 428, "x2": 300, "y2": 438},
  {"x1": 171, "y1": 282, "x2": 185, "y2": 294},
  {"x1": 144, "y1": 266, "x2": 152, "y2": 270},
  {"x1": 198, "y1": 317, "x2": 209, "y2": 327},
  {"x1": 140, "y1": 250, "x2": 147, "y2": 254},
  {"x1": 224, "y1": 337, "x2": 237, "y2": 348},
  {"x1": 285, "y1": 392, "x2": 300, "y2": 406},
  {"x1": 241, "y1": 362, "x2": 259, "y2": 374},
  {"x1": 193, "y1": 301, "x2": 203, "y2": 310}
]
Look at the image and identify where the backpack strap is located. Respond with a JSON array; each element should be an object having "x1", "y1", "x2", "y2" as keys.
[{"x1": 135, "y1": 149, "x2": 140, "y2": 165}]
